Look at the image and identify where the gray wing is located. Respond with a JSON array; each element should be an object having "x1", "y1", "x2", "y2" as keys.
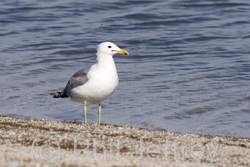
[{"x1": 62, "y1": 67, "x2": 90, "y2": 96}]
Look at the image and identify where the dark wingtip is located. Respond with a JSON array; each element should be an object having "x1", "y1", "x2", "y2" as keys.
[{"x1": 50, "y1": 92, "x2": 69, "y2": 98}]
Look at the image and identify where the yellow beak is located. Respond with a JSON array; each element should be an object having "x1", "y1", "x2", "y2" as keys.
[{"x1": 116, "y1": 49, "x2": 129, "y2": 56}]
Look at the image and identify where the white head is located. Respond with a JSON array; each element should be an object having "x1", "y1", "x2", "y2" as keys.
[{"x1": 97, "y1": 42, "x2": 129, "y2": 56}]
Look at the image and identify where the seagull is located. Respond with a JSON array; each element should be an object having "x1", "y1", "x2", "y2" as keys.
[{"x1": 51, "y1": 42, "x2": 129, "y2": 124}]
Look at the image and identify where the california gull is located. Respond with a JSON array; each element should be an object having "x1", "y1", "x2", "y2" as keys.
[{"x1": 51, "y1": 42, "x2": 129, "y2": 124}]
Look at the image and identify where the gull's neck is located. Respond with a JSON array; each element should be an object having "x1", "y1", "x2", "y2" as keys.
[
  {"x1": 96, "y1": 53, "x2": 116, "y2": 69},
  {"x1": 95, "y1": 52, "x2": 118, "y2": 79}
]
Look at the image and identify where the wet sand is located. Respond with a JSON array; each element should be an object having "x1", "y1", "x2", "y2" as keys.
[{"x1": 0, "y1": 115, "x2": 249, "y2": 167}]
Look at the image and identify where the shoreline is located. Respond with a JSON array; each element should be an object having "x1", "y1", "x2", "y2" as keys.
[{"x1": 0, "y1": 115, "x2": 249, "y2": 167}]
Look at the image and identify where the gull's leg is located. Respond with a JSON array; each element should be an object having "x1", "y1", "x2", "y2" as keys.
[
  {"x1": 98, "y1": 103, "x2": 101, "y2": 124},
  {"x1": 83, "y1": 101, "x2": 87, "y2": 124}
]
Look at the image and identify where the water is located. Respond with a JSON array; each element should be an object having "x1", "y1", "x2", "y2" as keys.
[{"x1": 1, "y1": 0, "x2": 250, "y2": 137}]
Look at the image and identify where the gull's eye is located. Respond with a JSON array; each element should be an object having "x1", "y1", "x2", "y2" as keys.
[{"x1": 108, "y1": 46, "x2": 112, "y2": 48}]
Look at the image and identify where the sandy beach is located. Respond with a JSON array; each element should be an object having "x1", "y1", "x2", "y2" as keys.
[{"x1": 0, "y1": 115, "x2": 249, "y2": 167}]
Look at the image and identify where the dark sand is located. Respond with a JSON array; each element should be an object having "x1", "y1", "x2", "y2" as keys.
[{"x1": 0, "y1": 115, "x2": 249, "y2": 167}]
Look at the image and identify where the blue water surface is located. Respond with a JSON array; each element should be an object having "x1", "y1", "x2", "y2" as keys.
[{"x1": 0, "y1": 0, "x2": 250, "y2": 137}]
